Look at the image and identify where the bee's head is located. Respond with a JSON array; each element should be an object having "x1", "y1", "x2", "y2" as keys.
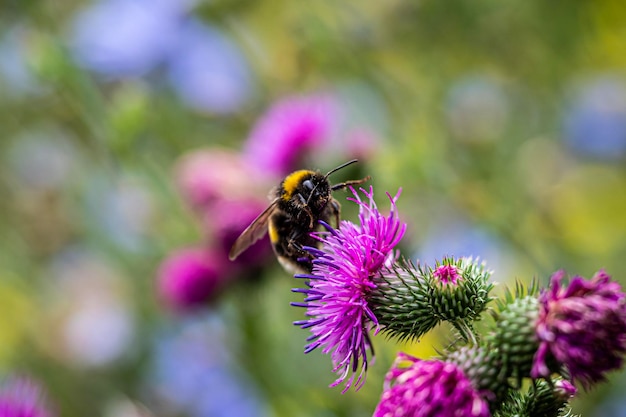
[
  {"x1": 280, "y1": 160, "x2": 360, "y2": 211},
  {"x1": 300, "y1": 172, "x2": 331, "y2": 211},
  {"x1": 281, "y1": 170, "x2": 331, "y2": 210}
]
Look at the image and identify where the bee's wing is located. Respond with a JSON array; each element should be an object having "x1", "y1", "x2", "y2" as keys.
[{"x1": 228, "y1": 198, "x2": 279, "y2": 260}]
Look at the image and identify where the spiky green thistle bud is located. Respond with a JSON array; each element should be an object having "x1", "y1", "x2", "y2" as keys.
[
  {"x1": 369, "y1": 264, "x2": 437, "y2": 343},
  {"x1": 490, "y1": 296, "x2": 539, "y2": 385},
  {"x1": 490, "y1": 290, "x2": 541, "y2": 385},
  {"x1": 427, "y1": 257, "x2": 494, "y2": 323},
  {"x1": 494, "y1": 378, "x2": 577, "y2": 417},
  {"x1": 370, "y1": 257, "x2": 494, "y2": 343},
  {"x1": 445, "y1": 343, "x2": 508, "y2": 405}
]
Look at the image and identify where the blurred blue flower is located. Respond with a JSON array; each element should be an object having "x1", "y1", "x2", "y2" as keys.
[
  {"x1": 415, "y1": 215, "x2": 514, "y2": 283},
  {"x1": 166, "y1": 20, "x2": 255, "y2": 114},
  {"x1": 151, "y1": 314, "x2": 267, "y2": 417},
  {"x1": 593, "y1": 385, "x2": 626, "y2": 417},
  {"x1": 563, "y1": 76, "x2": 626, "y2": 161},
  {"x1": 6, "y1": 128, "x2": 79, "y2": 191},
  {"x1": 0, "y1": 26, "x2": 40, "y2": 96},
  {"x1": 84, "y1": 174, "x2": 155, "y2": 252},
  {"x1": 70, "y1": 0, "x2": 254, "y2": 113},
  {"x1": 70, "y1": 0, "x2": 190, "y2": 78},
  {"x1": 48, "y1": 247, "x2": 136, "y2": 368}
]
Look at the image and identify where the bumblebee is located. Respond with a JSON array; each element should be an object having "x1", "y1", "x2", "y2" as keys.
[{"x1": 229, "y1": 159, "x2": 369, "y2": 274}]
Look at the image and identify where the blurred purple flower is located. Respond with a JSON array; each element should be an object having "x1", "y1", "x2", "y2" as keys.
[
  {"x1": 532, "y1": 269, "x2": 626, "y2": 387},
  {"x1": 244, "y1": 93, "x2": 338, "y2": 177},
  {"x1": 157, "y1": 248, "x2": 231, "y2": 311},
  {"x1": 373, "y1": 352, "x2": 491, "y2": 417},
  {"x1": 167, "y1": 21, "x2": 254, "y2": 114},
  {"x1": 292, "y1": 186, "x2": 405, "y2": 392},
  {"x1": 563, "y1": 76, "x2": 626, "y2": 161},
  {"x1": 0, "y1": 376, "x2": 54, "y2": 417},
  {"x1": 70, "y1": 0, "x2": 190, "y2": 77}
]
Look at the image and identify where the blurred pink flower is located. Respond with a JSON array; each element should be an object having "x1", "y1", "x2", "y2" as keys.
[
  {"x1": 175, "y1": 148, "x2": 262, "y2": 211},
  {"x1": 340, "y1": 127, "x2": 380, "y2": 160},
  {"x1": 0, "y1": 376, "x2": 54, "y2": 417},
  {"x1": 157, "y1": 248, "x2": 230, "y2": 311},
  {"x1": 243, "y1": 93, "x2": 338, "y2": 177},
  {"x1": 205, "y1": 198, "x2": 272, "y2": 268}
]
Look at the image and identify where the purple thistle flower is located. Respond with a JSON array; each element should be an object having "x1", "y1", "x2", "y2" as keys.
[
  {"x1": 0, "y1": 377, "x2": 54, "y2": 417},
  {"x1": 243, "y1": 93, "x2": 338, "y2": 177},
  {"x1": 373, "y1": 352, "x2": 491, "y2": 417},
  {"x1": 532, "y1": 269, "x2": 626, "y2": 387},
  {"x1": 292, "y1": 186, "x2": 405, "y2": 392}
]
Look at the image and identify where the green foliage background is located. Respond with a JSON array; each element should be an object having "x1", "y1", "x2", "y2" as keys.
[{"x1": 1, "y1": 0, "x2": 625, "y2": 416}]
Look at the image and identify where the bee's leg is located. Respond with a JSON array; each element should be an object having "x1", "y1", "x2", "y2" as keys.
[
  {"x1": 331, "y1": 175, "x2": 371, "y2": 191},
  {"x1": 329, "y1": 199, "x2": 341, "y2": 228},
  {"x1": 297, "y1": 193, "x2": 316, "y2": 228},
  {"x1": 289, "y1": 239, "x2": 304, "y2": 253},
  {"x1": 305, "y1": 208, "x2": 316, "y2": 228},
  {"x1": 287, "y1": 232, "x2": 311, "y2": 262},
  {"x1": 287, "y1": 228, "x2": 305, "y2": 252}
]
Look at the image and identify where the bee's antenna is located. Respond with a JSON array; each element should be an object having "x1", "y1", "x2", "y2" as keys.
[{"x1": 324, "y1": 159, "x2": 358, "y2": 179}]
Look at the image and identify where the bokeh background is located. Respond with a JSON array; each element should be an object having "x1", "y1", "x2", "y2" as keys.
[{"x1": 2, "y1": 0, "x2": 626, "y2": 416}]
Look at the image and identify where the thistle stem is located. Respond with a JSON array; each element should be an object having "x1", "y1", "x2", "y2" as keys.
[{"x1": 451, "y1": 320, "x2": 477, "y2": 345}]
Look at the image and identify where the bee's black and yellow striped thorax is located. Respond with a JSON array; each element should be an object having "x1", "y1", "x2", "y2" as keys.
[
  {"x1": 280, "y1": 170, "x2": 314, "y2": 201},
  {"x1": 268, "y1": 169, "x2": 335, "y2": 273}
]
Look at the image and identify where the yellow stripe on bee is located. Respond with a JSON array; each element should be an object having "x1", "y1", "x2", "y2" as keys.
[
  {"x1": 282, "y1": 170, "x2": 312, "y2": 201},
  {"x1": 268, "y1": 221, "x2": 280, "y2": 244}
]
